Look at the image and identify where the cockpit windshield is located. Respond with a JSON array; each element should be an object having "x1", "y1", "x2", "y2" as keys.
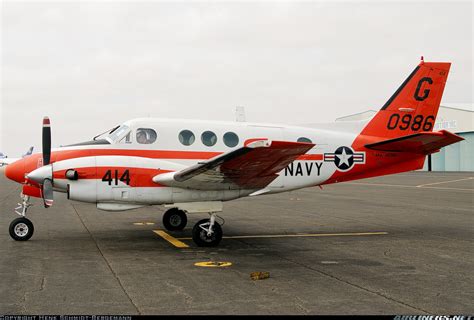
[
  {"x1": 108, "y1": 125, "x2": 130, "y2": 142},
  {"x1": 93, "y1": 124, "x2": 130, "y2": 143}
]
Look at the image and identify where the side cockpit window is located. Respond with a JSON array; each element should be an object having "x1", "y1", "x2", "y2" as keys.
[
  {"x1": 136, "y1": 128, "x2": 157, "y2": 144},
  {"x1": 119, "y1": 132, "x2": 131, "y2": 144}
]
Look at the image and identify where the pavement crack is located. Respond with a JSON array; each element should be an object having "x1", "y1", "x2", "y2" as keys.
[
  {"x1": 164, "y1": 280, "x2": 194, "y2": 307},
  {"x1": 38, "y1": 276, "x2": 46, "y2": 292},
  {"x1": 71, "y1": 204, "x2": 141, "y2": 315},
  {"x1": 20, "y1": 276, "x2": 46, "y2": 313},
  {"x1": 294, "y1": 297, "x2": 310, "y2": 314},
  {"x1": 20, "y1": 289, "x2": 27, "y2": 314}
]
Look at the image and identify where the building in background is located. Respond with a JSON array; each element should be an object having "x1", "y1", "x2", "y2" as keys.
[{"x1": 336, "y1": 105, "x2": 474, "y2": 172}]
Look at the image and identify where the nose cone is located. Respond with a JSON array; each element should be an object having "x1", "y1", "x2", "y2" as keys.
[
  {"x1": 5, "y1": 158, "x2": 26, "y2": 183},
  {"x1": 27, "y1": 165, "x2": 53, "y2": 184}
]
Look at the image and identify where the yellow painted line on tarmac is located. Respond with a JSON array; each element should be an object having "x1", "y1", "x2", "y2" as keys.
[
  {"x1": 194, "y1": 261, "x2": 232, "y2": 268},
  {"x1": 153, "y1": 230, "x2": 190, "y2": 248},
  {"x1": 176, "y1": 231, "x2": 388, "y2": 241},
  {"x1": 134, "y1": 222, "x2": 155, "y2": 226}
]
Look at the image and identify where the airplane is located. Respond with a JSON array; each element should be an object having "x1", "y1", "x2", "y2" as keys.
[
  {"x1": 0, "y1": 147, "x2": 34, "y2": 167},
  {"x1": 3, "y1": 59, "x2": 464, "y2": 247}
]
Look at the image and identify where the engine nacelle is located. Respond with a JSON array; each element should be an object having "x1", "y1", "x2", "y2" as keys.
[{"x1": 67, "y1": 181, "x2": 97, "y2": 203}]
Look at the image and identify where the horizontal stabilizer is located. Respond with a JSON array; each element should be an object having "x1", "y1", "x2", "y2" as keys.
[{"x1": 365, "y1": 130, "x2": 464, "y2": 154}]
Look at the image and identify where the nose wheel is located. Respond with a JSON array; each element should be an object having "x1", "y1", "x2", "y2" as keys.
[
  {"x1": 162, "y1": 208, "x2": 187, "y2": 231},
  {"x1": 9, "y1": 195, "x2": 35, "y2": 241},
  {"x1": 192, "y1": 217, "x2": 223, "y2": 247},
  {"x1": 9, "y1": 217, "x2": 34, "y2": 241}
]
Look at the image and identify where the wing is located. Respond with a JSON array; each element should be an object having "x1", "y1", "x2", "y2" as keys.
[
  {"x1": 365, "y1": 130, "x2": 464, "y2": 154},
  {"x1": 153, "y1": 140, "x2": 314, "y2": 190}
]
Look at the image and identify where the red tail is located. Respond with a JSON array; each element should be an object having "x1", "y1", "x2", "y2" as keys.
[
  {"x1": 361, "y1": 60, "x2": 451, "y2": 139},
  {"x1": 327, "y1": 60, "x2": 456, "y2": 185}
]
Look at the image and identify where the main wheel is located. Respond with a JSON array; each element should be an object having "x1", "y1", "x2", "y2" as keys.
[
  {"x1": 9, "y1": 217, "x2": 34, "y2": 241},
  {"x1": 192, "y1": 218, "x2": 223, "y2": 247},
  {"x1": 162, "y1": 208, "x2": 187, "y2": 231}
]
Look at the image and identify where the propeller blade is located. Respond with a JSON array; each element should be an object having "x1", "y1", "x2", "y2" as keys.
[
  {"x1": 42, "y1": 178, "x2": 54, "y2": 208},
  {"x1": 42, "y1": 116, "x2": 51, "y2": 166}
]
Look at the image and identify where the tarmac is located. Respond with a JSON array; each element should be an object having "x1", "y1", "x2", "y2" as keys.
[{"x1": 0, "y1": 169, "x2": 472, "y2": 315}]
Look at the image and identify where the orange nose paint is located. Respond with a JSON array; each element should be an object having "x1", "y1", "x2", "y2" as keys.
[{"x1": 4, "y1": 158, "x2": 26, "y2": 183}]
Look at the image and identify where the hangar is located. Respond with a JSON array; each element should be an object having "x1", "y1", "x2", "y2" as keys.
[{"x1": 336, "y1": 104, "x2": 474, "y2": 172}]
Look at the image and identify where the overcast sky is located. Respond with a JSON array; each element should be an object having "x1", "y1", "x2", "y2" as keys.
[{"x1": 1, "y1": 1, "x2": 472, "y2": 155}]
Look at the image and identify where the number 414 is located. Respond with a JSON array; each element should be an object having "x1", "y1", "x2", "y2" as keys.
[{"x1": 102, "y1": 169, "x2": 130, "y2": 186}]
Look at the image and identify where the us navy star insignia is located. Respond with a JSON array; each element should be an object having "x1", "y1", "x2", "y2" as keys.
[{"x1": 324, "y1": 146, "x2": 365, "y2": 172}]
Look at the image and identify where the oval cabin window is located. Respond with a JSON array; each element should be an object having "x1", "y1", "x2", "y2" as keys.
[
  {"x1": 201, "y1": 131, "x2": 218, "y2": 147},
  {"x1": 223, "y1": 132, "x2": 239, "y2": 147},
  {"x1": 179, "y1": 130, "x2": 195, "y2": 146}
]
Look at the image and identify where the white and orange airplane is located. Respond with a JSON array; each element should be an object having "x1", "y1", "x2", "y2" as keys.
[{"x1": 4, "y1": 59, "x2": 463, "y2": 246}]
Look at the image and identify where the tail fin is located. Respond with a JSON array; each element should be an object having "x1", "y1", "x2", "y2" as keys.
[{"x1": 361, "y1": 59, "x2": 451, "y2": 139}]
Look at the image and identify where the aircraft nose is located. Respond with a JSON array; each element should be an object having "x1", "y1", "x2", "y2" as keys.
[{"x1": 4, "y1": 158, "x2": 26, "y2": 183}]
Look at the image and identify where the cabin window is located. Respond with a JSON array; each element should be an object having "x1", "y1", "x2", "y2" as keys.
[
  {"x1": 223, "y1": 132, "x2": 239, "y2": 147},
  {"x1": 136, "y1": 128, "x2": 157, "y2": 144},
  {"x1": 297, "y1": 137, "x2": 312, "y2": 143},
  {"x1": 179, "y1": 130, "x2": 195, "y2": 146},
  {"x1": 201, "y1": 131, "x2": 217, "y2": 147}
]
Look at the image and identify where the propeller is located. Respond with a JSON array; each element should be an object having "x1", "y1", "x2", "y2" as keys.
[
  {"x1": 42, "y1": 117, "x2": 51, "y2": 166},
  {"x1": 27, "y1": 116, "x2": 54, "y2": 208}
]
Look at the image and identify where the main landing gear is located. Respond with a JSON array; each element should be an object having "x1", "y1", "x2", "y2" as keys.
[
  {"x1": 162, "y1": 208, "x2": 223, "y2": 247},
  {"x1": 162, "y1": 208, "x2": 188, "y2": 231},
  {"x1": 9, "y1": 195, "x2": 34, "y2": 241}
]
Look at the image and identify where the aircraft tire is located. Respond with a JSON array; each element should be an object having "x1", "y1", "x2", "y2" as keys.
[
  {"x1": 9, "y1": 217, "x2": 34, "y2": 241},
  {"x1": 192, "y1": 218, "x2": 222, "y2": 247},
  {"x1": 163, "y1": 208, "x2": 187, "y2": 231}
]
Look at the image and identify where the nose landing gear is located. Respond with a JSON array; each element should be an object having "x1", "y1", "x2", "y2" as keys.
[
  {"x1": 9, "y1": 195, "x2": 34, "y2": 241},
  {"x1": 9, "y1": 217, "x2": 34, "y2": 241},
  {"x1": 162, "y1": 207, "x2": 223, "y2": 247},
  {"x1": 192, "y1": 213, "x2": 223, "y2": 247}
]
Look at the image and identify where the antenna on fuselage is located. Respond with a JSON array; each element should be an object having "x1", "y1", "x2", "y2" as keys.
[{"x1": 235, "y1": 106, "x2": 246, "y2": 122}]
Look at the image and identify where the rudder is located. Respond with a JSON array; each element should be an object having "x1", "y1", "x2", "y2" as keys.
[{"x1": 361, "y1": 59, "x2": 451, "y2": 139}]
